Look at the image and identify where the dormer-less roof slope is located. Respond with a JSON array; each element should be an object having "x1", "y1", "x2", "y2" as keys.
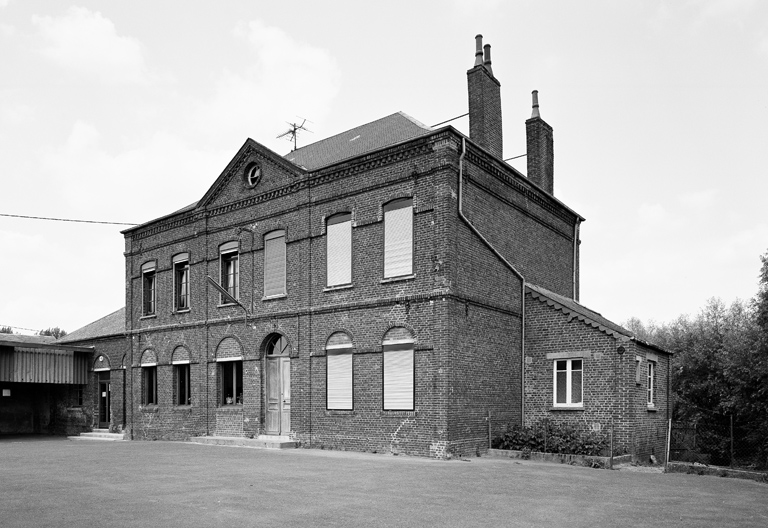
[
  {"x1": 0, "y1": 333, "x2": 56, "y2": 346},
  {"x1": 526, "y1": 284, "x2": 671, "y2": 355},
  {"x1": 59, "y1": 307, "x2": 126, "y2": 343},
  {"x1": 285, "y1": 112, "x2": 432, "y2": 171}
]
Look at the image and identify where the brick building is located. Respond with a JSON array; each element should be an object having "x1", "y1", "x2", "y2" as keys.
[{"x1": 61, "y1": 35, "x2": 671, "y2": 461}]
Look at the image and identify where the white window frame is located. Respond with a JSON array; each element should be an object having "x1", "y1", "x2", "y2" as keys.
[
  {"x1": 553, "y1": 358, "x2": 583, "y2": 408},
  {"x1": 263, "y1": 230, "x2": 287, "y2": 298},
  {"x1": 141, "y1": 261, "x2": 156, "y2": 316},
  {"x1": 383, "y1": 198, "x2": 413, "y2": 279},
  {"x1": 173, "y1": 252, "x2": 190, "y2": 312},
  {"x1": 326, "y1": 213, "x2": 352, "y2": 287},
  {"x1": 647, "y1": 360, "x2": 656, "y2": 408},
  {"x1": 219, "y1": 242, "x2": 239, "y2": 304}
]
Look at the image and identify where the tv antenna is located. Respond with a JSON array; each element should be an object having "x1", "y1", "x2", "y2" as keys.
[{"x1": 277, "y1": 117, "x2": 313, "y2": 151}]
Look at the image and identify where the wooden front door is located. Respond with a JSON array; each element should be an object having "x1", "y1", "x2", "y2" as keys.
[
  {"x1": 98, "y1": 380, "x2": 110, "y2": 429},
  {"x1": 266, "y1": 356, "x2": 290, "y2": 435}
]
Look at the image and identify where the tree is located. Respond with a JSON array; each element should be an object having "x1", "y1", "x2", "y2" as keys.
[
  {"x1": 0, "y1": 326, "x2": 14, "y2": 334},
  {"x1": 38, "y1": 327, "x2": 67, "y2": 339}
]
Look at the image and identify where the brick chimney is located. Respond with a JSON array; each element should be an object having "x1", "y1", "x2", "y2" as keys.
[
  {"x1": 467, "y1": 34, "x2": 503, "y2": 159},
  {"x1": 526, "y1": 90, "x2": 554, "y2": 194}
]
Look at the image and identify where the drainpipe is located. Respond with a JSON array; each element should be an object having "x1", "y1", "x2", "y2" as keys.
[
  {"x1": 572, "y1": 220, "x2": 580, "y2": 300},
  {"x1": 457, "y1": 137, "x2": 527, "y2": 426}
]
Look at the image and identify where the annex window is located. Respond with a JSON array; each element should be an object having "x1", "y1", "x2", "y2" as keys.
[
  {"x1": 326, "y1": 332, "x2": 353, "y2": 410},
  {"x1": 264, "y1": 230, "x2": 286, "y2": 298},
  {"x1": 382, "y1": 327, "x2": 415, "y2": 411},
  {"x1": 143, "y1": 366, "x2": 157, "y2": 405},
  {"x1": 173, "y1": 252, "x2": 190, "y2": 311},
  {"x1": 141, "y1": 261, "x2": 156, "y2": 316},
  {"x1": 383, "y1": 198, "x2": 413, "y2": 278},
  {"x1": 326, "y1": 213, "x2": 352, "y2": 287},
  {"x1": 220, "y1": 360, "x2": 243, "y2": 405},
  {"x1": 175, "y1": 364, "x2": 191, "y2": 405},
  {"x1": 553, "y1": 359, "x2": 583, "y2": 408},
  {"x1": 219, "y1": 242, "x2": 239, "y2": 303},
  {"x1": 647, "y1": 360, "x2": 656, "y2": 407}
]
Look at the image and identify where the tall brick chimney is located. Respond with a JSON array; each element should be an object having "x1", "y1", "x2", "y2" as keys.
[
  {"x1": 525, "y1": 90, "x2": 554, "y2": 194},
  {"x1": 467, "y1": 34, "x2": 503, "y2": 159}
]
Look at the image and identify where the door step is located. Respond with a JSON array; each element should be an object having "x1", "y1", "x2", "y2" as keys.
[
  {"x1": 68, "y1": 430, "x2": 127, "y2": 442},
  {"x1": 188, "y1": 435, "x2": 297, "y2": 449}
]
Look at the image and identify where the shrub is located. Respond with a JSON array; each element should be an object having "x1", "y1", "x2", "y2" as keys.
[{"x1": 493, "y1": 421, "x2": 609, "y2": 457}]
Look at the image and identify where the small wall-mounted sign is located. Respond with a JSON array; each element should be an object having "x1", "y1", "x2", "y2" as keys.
[{"x1": 2, "y1": 389, "x2": 10, "y2": 397}]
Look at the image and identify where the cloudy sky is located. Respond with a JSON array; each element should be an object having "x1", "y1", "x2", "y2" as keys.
[{"x1": 1, "y1": 0, "x2": 767, "y2": 335}]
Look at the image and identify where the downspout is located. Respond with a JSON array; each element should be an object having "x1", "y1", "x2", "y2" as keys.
[
  {"x1": 457, "y1": 137, "x2": 527, "y2": 425},
  {"x1": 205, "y1": 213, "x2": 210, "y2": 437}
]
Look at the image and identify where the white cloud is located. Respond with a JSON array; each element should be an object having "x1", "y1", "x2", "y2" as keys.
[
  {"x1": 0, "y1": 0, "x2": 10, "y2": 8},
  {"x1": 32, "y1": 6, "x2": 147, "y2": 84},
  {"x1": 67, "y1": 121, "x2": 101, "y2": 151},
  {"x1": 692, "y1": 0, "x2": 758, "y2": 19},
  {"x1": 679, "y1": 188, "x2": 716, "y2": 209},
  {"x1": 189, "y1": 20, "x2": 340, "y2": 152}
]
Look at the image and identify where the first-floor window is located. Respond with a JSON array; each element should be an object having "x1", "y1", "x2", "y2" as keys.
[
  {"x1": 142, "y1": 263, "x2": 156, "y2": 316},
  {"x1": 173, "y1": 253, "x2": 190, "y2": 311},
  {"x1": 553, "y1": 359, "x2": 582, "y2": 407},
  {"x1": 143, "y1": 366, "x2": 157, "y2": 405},
  {"x1": 647, "y1": 361, "x2": 656, "y2": 407},
  {"x1": 176, "y1": 364, "x2": 191, "y2": 405},
  {"x1": 221, "y1": 361, "x2": 243, "y2": 405},
  {"x1": 383, "y1": 345, "x2": 414, "y2": 411}
]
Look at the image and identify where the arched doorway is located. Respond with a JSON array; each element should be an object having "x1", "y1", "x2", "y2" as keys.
[{"x1": 264, "y1": 334, "x2": 290, "y2": 435}]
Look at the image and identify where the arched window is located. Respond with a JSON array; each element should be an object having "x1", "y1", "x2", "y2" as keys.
[
  {"x1": 326, "y1": 332, "x2": 353, "y2": 410},
  {"x1": 140, "y1": 349, "x2": 157, "y2": 405},
  {"x1": 266, "y1": 334, "x2": 290, "y2": 356}
]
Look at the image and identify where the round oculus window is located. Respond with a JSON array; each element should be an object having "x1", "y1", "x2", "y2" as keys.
[{"x1": 245, "y1": 163, "x2": 262, "y2": 188}]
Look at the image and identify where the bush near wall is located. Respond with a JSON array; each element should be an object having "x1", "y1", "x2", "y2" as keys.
[{"x1": 493, "y1": 421, "x2": 609, "y2": 457}]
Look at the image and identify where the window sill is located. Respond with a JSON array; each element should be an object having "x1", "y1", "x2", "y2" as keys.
[
  {"x1": 382, "y1": 410, "x2": 417, "y2": 416},
  {"x1": 217, "y1": 302, "x2": 239, "y2": 308},
  {"x1": 140, "y1": 314, "x2": 157, "y2": 320},
  {"x1": 173, "y1": 309, "x2": 191, "y2": 314},
  {"x1": 323, "y1": 284, "x2": 353, "y2": 292},
  {"x1": 549, "y1": 406, "x2": 584, "y2": 412},
  {"x1": 262, "y1": 294, "x2": 287, "y2": 301},
  {"x1": 325, "y1": 409, "x2": 354, "y2": 416},
  {"x1": 381, "y1": 274, "x2": 415, "y2": 284},
  {"x1": 647, "y1": 406, "x2": 658, "y2": 412},
  {"x1": 140, "y1": 405, "x2": 159, "y2": 413}
]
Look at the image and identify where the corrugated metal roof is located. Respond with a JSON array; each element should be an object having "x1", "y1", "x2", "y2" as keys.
[
  {"x1": 284, "y1": 112, "x2": 432, "y2": 171},
  {"x1": 59, "y1": 307, "x2": 126, "y2": 343}
]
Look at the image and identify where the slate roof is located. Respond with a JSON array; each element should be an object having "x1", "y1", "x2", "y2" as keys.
[
  {"x1": 284, "y1": 112, "x2": 432, "y2": 170},
  {"x1": 59, "y1": 307, "x2": 126, "y2": 343},
  {"x1": 0, "y1": 333, "x2": 56, "y2": 346},
  {"x1": 526, "y1": 284, "x2": 670, "y2": 354}
]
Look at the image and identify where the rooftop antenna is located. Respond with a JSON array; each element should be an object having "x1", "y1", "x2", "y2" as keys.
[{"x1": 277, "y1": 117, "x2": 313, "y2": 151}]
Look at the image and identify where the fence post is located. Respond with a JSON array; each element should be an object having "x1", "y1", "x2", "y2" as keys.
[
  {"x1": 488, "y1": 410, "x2": 492, "y2": 451},
  {"x1": 665, "y1": 418, "x2": 672, "y2": 472},
  {"x1": 730, "y1": 414, "x2": 734, "y2": 468},
  {"x1": 610, "y1": 416, "x2": 614, "y2": 469}
]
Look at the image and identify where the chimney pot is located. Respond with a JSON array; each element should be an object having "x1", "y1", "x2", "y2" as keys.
[
  {"x1": 531, "y1": 90, "x2": 540, "y2": 118},
  {"x1": 483, "y1": 44, "x2": 493, "y2": 75},
  {"x1": 474, "y1": 34, "x2": 484, "y2": 66}
]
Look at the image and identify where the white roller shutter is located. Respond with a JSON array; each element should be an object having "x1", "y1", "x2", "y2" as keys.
[
  {"x1": 327, "y1": 351, "x2": 353, "y2": 410},
  {"x1": 264, "y1": 230, "x2": 286, "y2": 297},
  {"x1": 383, "y1": 347, "x2": 414, "y2": 410},
  {"x1": 327, "y1": 216, "x2": 351, "y2": 286},
  {"x1": 384, "y1": 201, "x2": 413, "y2": 278}
]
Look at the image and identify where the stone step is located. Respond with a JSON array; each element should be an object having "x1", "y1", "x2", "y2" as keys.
[
  {"x1": 188, "y1": 435, "x2": 297, "y2": 449},
  {"x1": 68, "y1": 431, "x2": 126, "y2": 442}
]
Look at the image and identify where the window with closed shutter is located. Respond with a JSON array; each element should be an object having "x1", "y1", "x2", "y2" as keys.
[
  {"x1": 264, "y1": 230, "x2": 286, "y2": 297},
  {"x1": 383, "y1": 198, "x2": 413, "y2": 278},
  {"x1": 383, "y1": 346, "x2": 414, "y2": 410},
  {"x1": 326, "y1": 213, "x2": 352, "y2": 286},
  {"x1": 327, "y1": 351, "x2": 353, "y2": 410}
]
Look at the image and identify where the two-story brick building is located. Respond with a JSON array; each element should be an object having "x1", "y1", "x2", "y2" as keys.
[{"x1": 61, "y1": 35, "x2": 671, "y2": 461}]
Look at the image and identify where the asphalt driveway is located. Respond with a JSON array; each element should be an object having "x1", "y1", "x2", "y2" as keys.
[{"x1": 1, "y1": 436, "x2": 766, "y2": 527}]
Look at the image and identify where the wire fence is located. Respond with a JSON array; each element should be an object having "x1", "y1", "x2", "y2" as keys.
[{"x1": 670, "y1": 414, "x2": 768, "y2": 471}]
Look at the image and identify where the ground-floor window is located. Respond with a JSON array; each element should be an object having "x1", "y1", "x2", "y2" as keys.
[
  {"x1": 327, "y1": 351, "x2": 353, "y2": 410},
  {"x1": 220, "y1": 361, "x2": 243, "y2": 405},
  {"x1": 143, "y1": 366, "x2": 157, "y2": 405},
  {"x1": 383, "y1": 346, "x2": 414, "y2": 411},
  {"x1": 647, "y1": 360, "x2": 656, "y2": 407},
  {"x1": 176, "y1": 364, "x2": 191, "y2": 405},
  {"x1": 553, "y1": 358, "x2": 582, "y2": 408}
]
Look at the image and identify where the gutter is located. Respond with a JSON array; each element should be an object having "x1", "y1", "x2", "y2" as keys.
[{"x1": 457, "y1": 137, "x2": 527, "y2": 424}]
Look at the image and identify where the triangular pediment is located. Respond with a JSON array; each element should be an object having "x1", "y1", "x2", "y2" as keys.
[{"x1": 198, "y1": 138, "x2": 307, "y2": 211}]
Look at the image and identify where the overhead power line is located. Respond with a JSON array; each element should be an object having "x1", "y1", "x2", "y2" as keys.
[{"x1": 0, "y1": 213, "x2": 136, "y2": 226}]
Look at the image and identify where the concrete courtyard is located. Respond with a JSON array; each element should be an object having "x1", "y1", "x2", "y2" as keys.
[{"x1": 1, "y1": 436, "x2": 766, "y2": 527}]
